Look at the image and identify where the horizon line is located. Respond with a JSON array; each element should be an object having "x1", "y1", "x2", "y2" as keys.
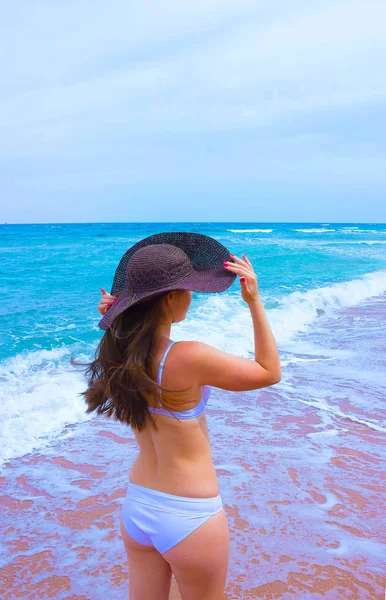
[{"x1": 2, "y1": 221, "x2": 386, "y2": 226}]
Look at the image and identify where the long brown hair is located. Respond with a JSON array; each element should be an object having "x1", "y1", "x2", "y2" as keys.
[{"x1": 71, "y1": 291, "x2": 190, "y2": 431}]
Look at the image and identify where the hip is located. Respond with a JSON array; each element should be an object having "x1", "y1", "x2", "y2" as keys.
[{"x1": 121, "y1": 480, "x2": 224, "y2": 555}]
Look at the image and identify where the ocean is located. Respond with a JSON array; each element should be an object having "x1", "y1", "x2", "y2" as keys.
[
  {"x1": 1, "y1": 222, "x2": 385, "y2": 599},
  {"x1": 1, "y1": 221, "x2": 385, "y2": 465}
]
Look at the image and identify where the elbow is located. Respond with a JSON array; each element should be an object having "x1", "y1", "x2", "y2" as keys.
[{"x1": 270, "y1": 369, "x2": 282, "y2": 385}]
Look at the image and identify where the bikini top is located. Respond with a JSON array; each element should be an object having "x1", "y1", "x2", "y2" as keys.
[{"x1": 148, "y1": 340, "x2": 211, "y2": 420}]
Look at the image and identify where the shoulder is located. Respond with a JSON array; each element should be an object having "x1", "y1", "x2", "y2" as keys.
[
  {"x1": 159, "y1": 341, "x2": 208, "y2": 389},
  {"x1": 172, "y1": 340, "x2": 216, "y2": 375},
  {"x1": 173, "y1": 340, "x2": 212, "y2": 361}
]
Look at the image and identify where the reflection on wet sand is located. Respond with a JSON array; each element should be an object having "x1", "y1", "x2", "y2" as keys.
[{"x1": 1, "y1": 298, "x2": 385, "y2": 599}]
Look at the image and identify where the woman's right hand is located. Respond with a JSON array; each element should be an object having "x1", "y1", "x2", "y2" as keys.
[
  {"x1": 224, "y1": 253, "x2": 259, "y2": 304},
  {"x1": 98, "y1": 287, "x2": 117, "y2": 315}
]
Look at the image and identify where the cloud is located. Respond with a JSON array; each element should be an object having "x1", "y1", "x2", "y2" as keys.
[{"x1": 0, "y1": 0, "x2": 385, "y2": 220}]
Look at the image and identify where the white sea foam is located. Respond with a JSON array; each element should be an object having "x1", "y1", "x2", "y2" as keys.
[
  {"x1": 295, "y1": 228, "x2": 335, "y2": 233},
  {"x1": 0, "y1": 348, "x2": 91, "y2": 466},
  {"x1": 268, "y1": 269, "x2": 386, "y2": 344},
  {"x1": 323, "y1": 240, "x2": 386, "y2": 245},
  {"x1": 357, "y1": 240, "x2": 386, "y2": 245},
  {"x1": 176, "y1": 270, "x2": 386, "y2": 352},
  {"x1": 340, "y1": 228, "x2": 385, "y2": 234},
  {"x1": 280, "y1": 357, "x2": 336, "y2": 367},
  {"x1": 227, "y1": 228, "x2": 273, "y2": 233},
  {"x1": 2, "y1": 269, "x2": 386, "y2": 466},
  {"x1": 295, "y1": 397, "x2": 386, "y2": 433}
]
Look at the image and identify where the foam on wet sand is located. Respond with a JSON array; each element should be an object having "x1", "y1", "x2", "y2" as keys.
[{"x1": 1, "y1": 297, "x2": 385, "y2": 599}]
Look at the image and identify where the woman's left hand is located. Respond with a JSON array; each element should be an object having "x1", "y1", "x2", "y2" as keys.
[{"x1": 98, "y1": 287, "x2": 117, "y2": 315}]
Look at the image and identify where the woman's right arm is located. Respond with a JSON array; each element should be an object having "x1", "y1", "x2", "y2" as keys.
[
  {"x1": 187, "y1": 253, "x2": 281, "y2": 392},
  {"x1": 248, "y1": 295, "x2": 281, "y2": 381},
  {"x1": 98, "y1": 288, "x2": 117, "y2": 315}
]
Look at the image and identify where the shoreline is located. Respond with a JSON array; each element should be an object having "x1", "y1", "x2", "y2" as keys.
[
  {"x1": 1, "y1": 407, "x2": 383, "y2": 598},
  {"x1": 1, "y1": 296, "x2": 385, "y2": 599}
]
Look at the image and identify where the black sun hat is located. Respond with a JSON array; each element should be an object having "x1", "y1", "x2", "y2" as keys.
[{"x1": 98, "y1": 231, "x2": 236, "y2": 330}]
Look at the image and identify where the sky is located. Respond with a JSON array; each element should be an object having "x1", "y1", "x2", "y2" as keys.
[{"x1": 1, "y1": 0, "x2": 386, "y2": 223}]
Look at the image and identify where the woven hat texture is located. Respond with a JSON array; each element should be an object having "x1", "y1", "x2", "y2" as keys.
[{"x1": 98, "y1": 231, "x2": 236, "y2": 330}]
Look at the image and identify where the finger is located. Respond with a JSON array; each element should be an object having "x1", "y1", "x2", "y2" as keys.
[
  {"x1": 100, "y1": 301, "x2": 116, "y2": 311},
  {"x1": 240, "y1": 276, "x2": 250, "y2": 288},
  {"x1": 228, "y1": 254, "x2": 251, "y2": 270},
  {"x1": 100, "y1": 287, "x2": 107, "y2": 295},
  {"x1": 242, "y1": 254, "x2": 254, "y2": 270},
  {"x1": 101, "y1": 294, "x2": 116, "y2": 303},
  {"x1": 224, "y1": 263, "x2": 251, "y2": 276},
  {"x1": 224, "y1": 263, "x2": 254, "y2": 277}
]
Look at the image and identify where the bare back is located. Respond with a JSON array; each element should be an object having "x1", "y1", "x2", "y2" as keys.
[{"x1": 129, "y1": 339, "x2": 220, "y2": 498}]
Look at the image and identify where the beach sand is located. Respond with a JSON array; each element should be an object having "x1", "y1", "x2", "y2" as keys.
[{"x1": 1, "y1": 298, "x2": 385, "y2": 599}]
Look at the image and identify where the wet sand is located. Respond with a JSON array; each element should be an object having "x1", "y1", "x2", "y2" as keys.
[{"x1": 1, "y1": 298, "x2": 385, "y2": 599}]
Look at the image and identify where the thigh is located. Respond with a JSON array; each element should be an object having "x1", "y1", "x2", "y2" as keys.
[
  {"x1": 162, "y1": 509, "x2": 229, "y2": 600},
  {"x1": 120, "y1": 514, "x2": 173, "y2": 600}
]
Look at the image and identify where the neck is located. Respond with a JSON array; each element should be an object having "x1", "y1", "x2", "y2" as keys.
[{"x1": 155, "y1": 322, "x2": 172, "y2": 344}]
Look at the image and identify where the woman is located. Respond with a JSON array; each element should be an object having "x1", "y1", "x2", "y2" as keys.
[{"x1": 81, "y1": 232, "x2": 281, "y2": 600}]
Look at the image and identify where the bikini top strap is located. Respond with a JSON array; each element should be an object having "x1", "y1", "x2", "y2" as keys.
[{"x1": 157, "y1": 341, "x2": 177, "y2": 386}]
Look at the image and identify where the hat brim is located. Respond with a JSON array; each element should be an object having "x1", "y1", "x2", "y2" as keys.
[{"x1": 98, "y1": 231, "x2": 236, "y2": 330}]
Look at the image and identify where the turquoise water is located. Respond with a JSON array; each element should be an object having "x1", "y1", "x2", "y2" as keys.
[{"x1": 1, "y1": 221, "x2": 386, "y2": 464}]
